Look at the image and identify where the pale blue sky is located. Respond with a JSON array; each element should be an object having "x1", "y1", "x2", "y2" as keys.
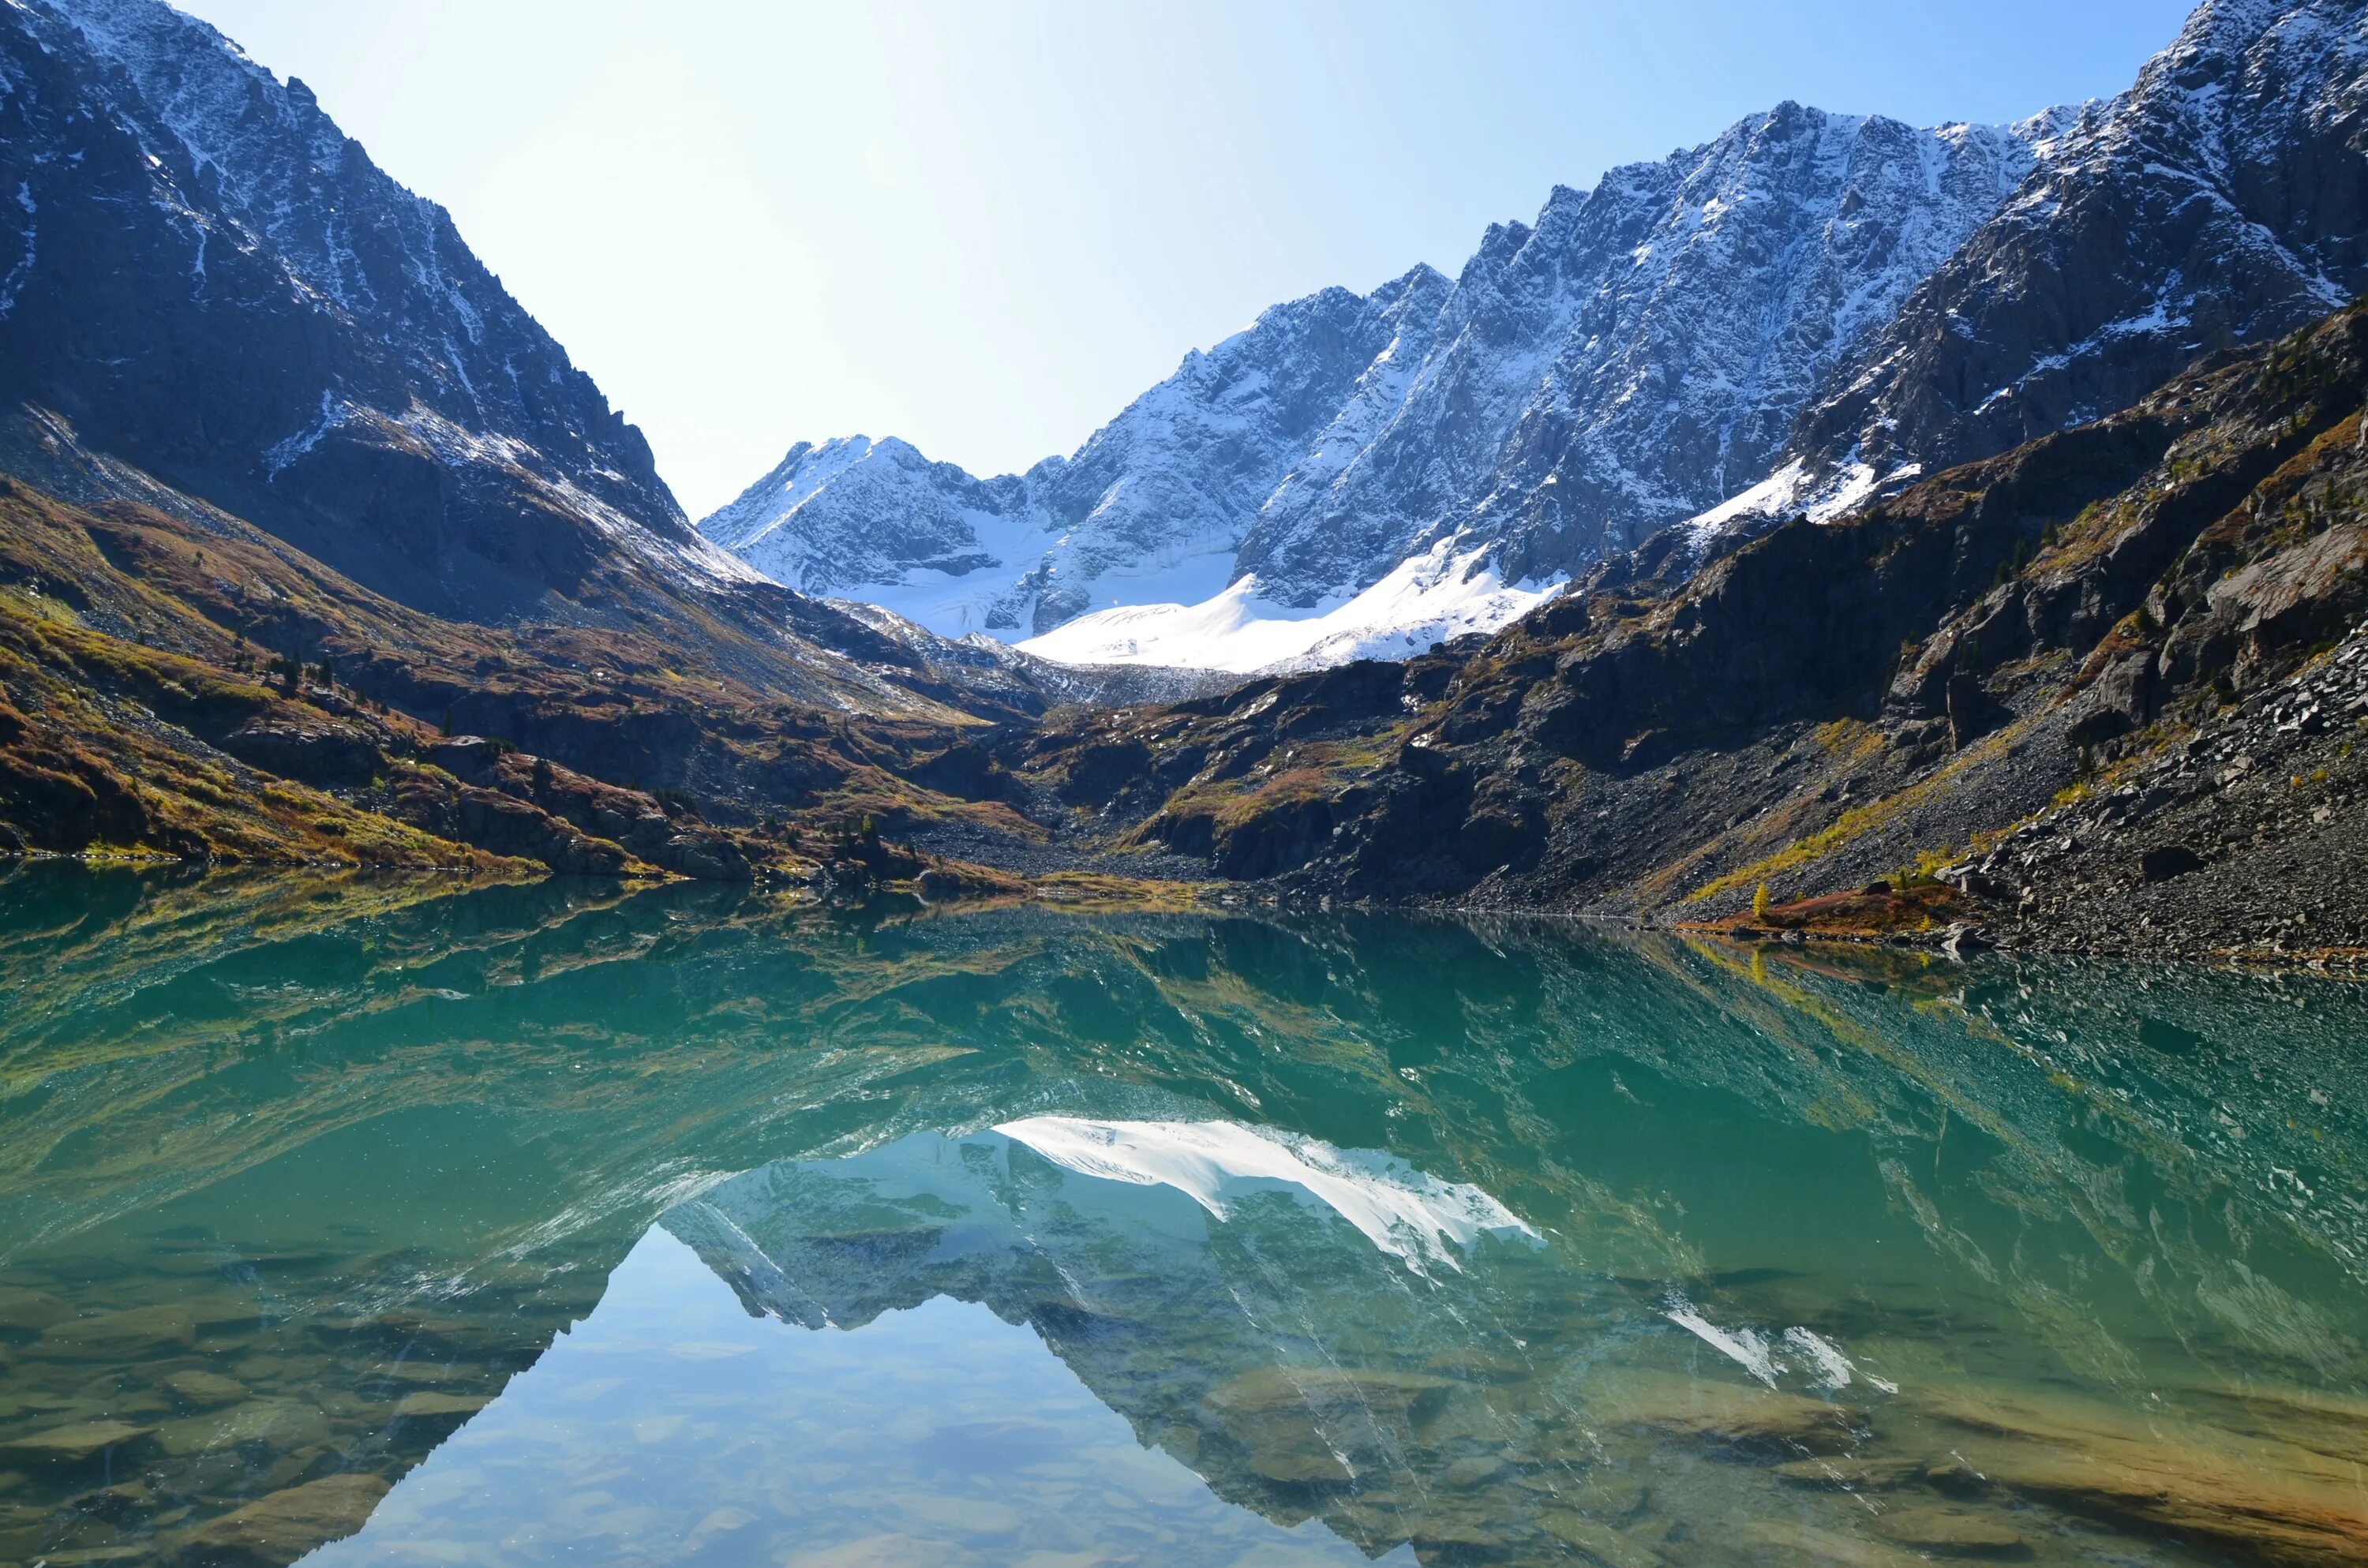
[{"x1": 178, "y1": 1, "x2": 2195, "y2": 517}]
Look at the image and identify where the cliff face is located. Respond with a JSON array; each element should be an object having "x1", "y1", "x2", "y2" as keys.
[
  {"x1": 0, "y1": 0, "x2": 761, "y2": 623},
  {"x1": 1784, "y1": 0, "x2": 2368, "y2": 494},
  {"x1": 1233, "y1": 104, "x2": 2069, "y2": 597}
]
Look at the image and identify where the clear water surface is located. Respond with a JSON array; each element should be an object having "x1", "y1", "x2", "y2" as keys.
[{"x1": 0, "y1": 864, "x2": 2362, "y2": 1567}]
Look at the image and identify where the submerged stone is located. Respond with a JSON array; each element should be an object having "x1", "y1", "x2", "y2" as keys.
[
  {"x1": 1541, "y1": 1512, "x2": 1664, "y2": 1568},
  {"x1": 1245, "y1": 1444, "x2": 1354, "y2": 1488},
  {"x1": 1744, "y1": 1519, "x2": 1932, "y2": 1567},
  {"x1": 1871, "y1": 1505, "x2": 2024, "y2": 1555},
  {"x1": 0, "y1": 1290, "x2": 73, "y2": 1335},
  {"x1": 39, "y1": 1307, "x2": 196, "y2": 1354},
  {"x1": 163, "y1": 1371, "x2": 246, "y2": 1409},
  {"x1": 1441, "y1": 1454, "x2": 1505, "y2": 1490},
  {"x1": 1205, "y1": 1366, "x2": 1456, "y2": 1420},
  {"x1": 0, "y1": 1420, "x2": 155, "y2": 1463},
  {"x1": 1771, "y1": 1455, "x2": 1928, "y2": 1489},
  {"x1": 182, "y1": 1473, "x2": 391, "y2": 1566},
  {"x1": 1587, "y1": 1370, "x2": 1864, "y2": 1455},
  {"x1": 388, "y1": 1392, "x2": 490, "y2": 1421},
  {"x1": 156, "y1": 1401, "x2": 331, "y2": 1458},
  {"x1": 1909, "y1": 1383, "x2": 2368, "y2": 1565}
]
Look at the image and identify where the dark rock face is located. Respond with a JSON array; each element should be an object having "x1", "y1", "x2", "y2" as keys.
[
  {"x1": 1787, "y1": 0, "x2": 2368, "y2": 489},
  {"x1": 2139, "y1": 844, "x2": 2206, "y2": 881},
  {"x1": 219, "y1": 719, "x2": 382, "y2": 788},
  {"x1": 0, "y1": 0, "x2": 737, "y2": 621}
]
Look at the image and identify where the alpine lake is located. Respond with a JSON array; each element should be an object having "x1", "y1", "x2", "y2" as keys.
[{"x1": 0, "y1": 863, "x2": 2362, "y2": 1568}]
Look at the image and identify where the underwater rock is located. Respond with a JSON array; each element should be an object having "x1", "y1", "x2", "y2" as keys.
[
  {"x1": 183, "y1": 1472, "x2": 392, "y2": 1566},
  {"x1": 1871, "y1": 1504, "x2": 2024, "y2": 1555},
  {"x1": 0, "y1": 1420, "x2": 155, "y2": 1463},
  {"x1": 39, "y1": 1306, "x2": 196, "y2": 1354},
  {"x1": 0, "y1": 1290, "x2": 73, "y2": 1336},
  {"x1": 1771, "y1": 1456, "x2": 1928, "y2": 1489},
  {"x1": 163, "y1": 1371, "x2": 246, "y2": 1409},
  {"x1": 1745, "y1": 1519, "x2": 1931, "y2": 1567},
  {"x1": 1205, "y1": 1366, "x2": 1455, "y2": 1423},
  {"x1": 1244, "y1": 1444, "x2": 1354, "y2": 1488},
  {"x1": 1588, "y1": 1370, "x2": 1864, "y2": 1456},
  {"x1": 1909, "y1": 1383, "x2": 2368, "y2": 1566},
  {"x1": 1442, "y1": 1454, "x2": 1505, "y2": 1489},
  {"x1": 388, "y1": 1392, "x2": 489, "y2": 1422},
  {"x1": 156, "y1": 1401, "x2": 332, "y2": 1458},
  {"x1": 1541, "y1": 1512, "x2": 1665, "y2": 1568}
]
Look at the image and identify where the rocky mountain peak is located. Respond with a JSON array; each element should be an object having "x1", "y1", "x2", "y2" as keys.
[
  {"x1": 1776, "y1": 0, "x2": 2368, "y2": 506},
  {"x1": 706, "y1": 99, "x2": 2063, "y2": 669},
  {"x1": 0, "y1": 0, "x2": 731, "y2": 622}
]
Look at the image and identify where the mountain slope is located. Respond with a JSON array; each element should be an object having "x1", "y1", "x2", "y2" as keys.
[
  {"x1": 1234, "y1": 103, "x2": 2070, "y2": 600},
  {"x1": 701, "y1": 269, "x2": 1452, "y2": 637},
  {"x1": 703, "y1": 107, "x2": 2066, "y2": 665},
  {"x1": 0, "y1": 0, "x2": 1186, "y2": 728},
  {"x1": 1003, "y1": 300, "x2": 2368, "y2": 957},
  {"x1": 1780, "y1": 0, "x2": 2368, "y2": 503},
  {"x1": 0, "y1": 0, "x2": 763, "y2": 623}
]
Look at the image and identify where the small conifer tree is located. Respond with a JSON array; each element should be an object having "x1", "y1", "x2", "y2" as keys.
[{"x1": 1752, "y1": 881, "x2": 1770, "y2": 919}]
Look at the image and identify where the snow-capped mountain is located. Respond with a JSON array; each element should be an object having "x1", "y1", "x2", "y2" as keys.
[
  {"x1": 705, "y1": 104, "x2": 2069, "y2": 669},
  {"x1": 0, "y1": 0, "x2": 759, "y2": 621},
  {"x1": 701, "y1": 268, "x2": 1452, "y2": 640},
  {"x1": 1231, "y1": 103, "x2": 2073, "y2": 601},
  {"x1": 1778, "y1": 0, "x2": 2368, "y2": 503}
]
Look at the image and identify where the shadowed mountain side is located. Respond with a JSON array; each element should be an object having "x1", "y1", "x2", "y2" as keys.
[{"x1": 0, "y1": 460, "x2": 1243, "y2": 880}]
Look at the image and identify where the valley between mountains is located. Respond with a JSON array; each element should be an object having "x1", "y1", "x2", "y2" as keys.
[{"x1": 1, "y1": 0, "x2": 2366, "y2": 964}]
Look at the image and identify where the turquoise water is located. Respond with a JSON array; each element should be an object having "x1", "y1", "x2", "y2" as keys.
[{"x1": 0, "y1": 864, "x2": 2363, "y2": 1566}]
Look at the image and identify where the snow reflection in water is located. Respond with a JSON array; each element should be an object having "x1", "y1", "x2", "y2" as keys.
[{"x1": 0, "y1": 869, "x2": 2363, "y2": 1566}]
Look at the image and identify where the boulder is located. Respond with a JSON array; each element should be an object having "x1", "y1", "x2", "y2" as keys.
[
  {"x1": 1940, "y1": 922, "x2": 1993, "y2": 956},
  {"x1": 1872, "y1": 1506, "x2": 2024, "y2": 1555},
  {"x1": 0, "y1": 1420, "x2": 156, "y2": 1464},
  {"x1": 219, "y1": 720, "x2": 382, "y2": 788},
  {"x1": 655, "y1": 831, "x2": 751, "y2": 881},
  {"x1": 0, "y1": 1288, "x2": 72, "y2": 1334},
  {"x1": 1541, "y1": 1514, "x2": 1663, "y2": 1568},
  {"x1": 157, "y1": 1399, "x2": 332, "y2": 1458},
  {"x1": 184, "y1": 1473, "x2": 391, "y2": 1566},
  {"x1": 390, "y1": 1391, "x2": 489, "y2": 1421},
  {"x1": 164, "y1": 1370, "x2": 247, "y2": 1409},
  {"x1": 1245, "y1": 1444, "x2": 1354, "y2": 1488},
  {"x1": 1587, "y1": 1369, "x2": 1863, "y2": 1456},
  {"x1": 39, "y1": 1304, "x2": 195, "y2": 1353}
]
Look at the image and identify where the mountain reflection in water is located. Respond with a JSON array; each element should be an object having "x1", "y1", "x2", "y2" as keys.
[{"x1": 0, "y1": 863, "x2": 2363, "y2": 1566}]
